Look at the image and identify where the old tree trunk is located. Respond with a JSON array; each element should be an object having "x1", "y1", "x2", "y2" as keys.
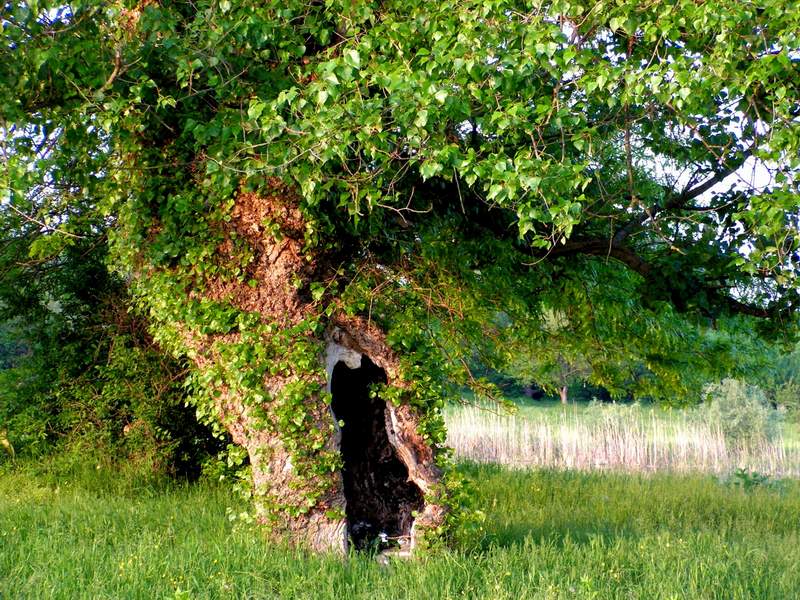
[{"x1": 153, "y1": 182, "x2": 446, "y2": 554}]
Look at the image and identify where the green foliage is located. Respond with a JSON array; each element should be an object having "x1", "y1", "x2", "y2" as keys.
[
  {"x1": 697, "y1": 378, "x2": 783, "y2": 445},
  {"x1": 0, "y1": 238, "x2": 116, "y2": 455},
  {"x1": 775, "y1": 380, "x2": 800, "y2": 424},
  {"x1": 0, "y1": 227, "x2": 223, "y2": 476},
  {"x1": 500, "y1": 278, "x2": 777, "y2": 405},
  {"x1": 0, "y1": 313, "x2": 225, "y2": 477},
  {"x1": 726, "y1": 468, "x2": 786, "y2": 493},
  {"x1": 759, "y1": 343, "x2": 800, "y2": 423},
  {"x1": 3, "y1": 0, "x2": 800, "y2": 540},
  {"x1": 0, "y1": 322, "x2": 27, "y2": 370}
]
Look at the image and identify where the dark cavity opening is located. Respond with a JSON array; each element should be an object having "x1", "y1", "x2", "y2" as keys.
[{"x1": 330, "y1": 355, "x2": 424, "y2": 551}]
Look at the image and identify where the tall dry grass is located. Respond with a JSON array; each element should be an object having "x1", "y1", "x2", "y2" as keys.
[{"x1": 445, "y1": 404, "x2": 800, "y2": 477}]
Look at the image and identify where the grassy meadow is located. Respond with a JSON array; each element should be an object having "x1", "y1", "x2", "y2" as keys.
[
  {"x1": 3, "y1": 398, "x2": 799, "y2": 598},
  {"x1": 2, "y1": 461, "x2": 800, "y2": 599}
]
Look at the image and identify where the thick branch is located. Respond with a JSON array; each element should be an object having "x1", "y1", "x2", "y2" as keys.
[
  {"x1": 720, "y1": 296, "x2": 770, "y2": 318},
  {"x1": 548, "y1": 238, "x2": 652, "y2": 278},
  {"x1": 613, "y1": 147, "x2": 755, "y2": 244},
  {"x1": 545, "y1": 237, "x2": 784, "y2": 320}
]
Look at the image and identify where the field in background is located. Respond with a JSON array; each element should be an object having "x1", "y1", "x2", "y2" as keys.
[
  {"x1": 446, "y1": 400, "x2": 800, "y2": 477},
  {"x1": 2, "y1": 462, "x2": 800, "y2": 599}
]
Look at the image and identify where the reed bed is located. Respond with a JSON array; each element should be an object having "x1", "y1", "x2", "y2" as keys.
[{"x1": 445, "y1": 404, "x2": 800, "y2": 477}]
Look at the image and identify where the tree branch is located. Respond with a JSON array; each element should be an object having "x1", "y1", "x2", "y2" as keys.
[
  {"x1": 544, "y1": 236, "x2": 785, "y2": 320},
  {"x1": 678, "y1": 146, "x2": 754, "y2": 204},
  {"x1": 547, "y1": 238, "x2": 652, "y2": 278},
  {"x1": 612, "y1": 146, "x2": 755, "y2": 245}
]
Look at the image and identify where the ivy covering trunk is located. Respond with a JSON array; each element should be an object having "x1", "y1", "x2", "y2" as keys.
[{"x1": 141, "y1": 184, "x2": 449, "y2": 552}]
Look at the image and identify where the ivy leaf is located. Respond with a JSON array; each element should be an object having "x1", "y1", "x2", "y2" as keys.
[
  {"x1": 310, "y1": 282, "x2": 325, "y2": 301},
  {"x1": 247, "y1": 100, "x2": 266, "y2": 121},
  {"x1": 344, "y1": 49, "x2": 361, "y2": 69}
]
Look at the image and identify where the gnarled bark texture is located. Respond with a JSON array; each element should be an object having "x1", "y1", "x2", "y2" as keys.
[{"x1": 177, "y1": 181, "x2": 444, "y2": 553}]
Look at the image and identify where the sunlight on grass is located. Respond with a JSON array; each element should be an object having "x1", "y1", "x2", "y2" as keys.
[{"x1": 1, "y1": 463, "x2": 799, "y2": 599}]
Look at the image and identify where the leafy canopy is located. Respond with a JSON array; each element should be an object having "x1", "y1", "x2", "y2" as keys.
[{"x1": 2, "y1": 0, "x2": 800, "y2": 400}]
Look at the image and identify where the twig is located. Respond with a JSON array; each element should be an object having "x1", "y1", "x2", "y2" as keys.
[{"x1": 6, "y1": 203, "x2": 85, "y2": 239}]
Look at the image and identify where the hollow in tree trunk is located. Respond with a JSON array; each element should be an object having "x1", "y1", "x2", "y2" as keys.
[{"x1": 330, "y1": 354, "x2": 424, "y2": 549}]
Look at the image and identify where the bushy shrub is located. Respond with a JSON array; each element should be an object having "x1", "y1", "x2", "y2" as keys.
[
  {"x1": 697, "y1": 378, "x2": 782, "y2": 445},
  {"x1": 0, "y1": 225, "x2": 229, "y2": 479},
  {"x1": 774, "y1": 380, "x2": 800, "y2": 424},
  {"x1": 0, "y1": 283, "x2": 226, "y2": 479},
  {"x1": 0, "y1": 325, "x2": 226, "y2": 479}
]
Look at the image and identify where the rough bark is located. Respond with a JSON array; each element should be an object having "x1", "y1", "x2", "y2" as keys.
[{"x1": 174, "y1": 181, "x2": 444, "y2": 554}]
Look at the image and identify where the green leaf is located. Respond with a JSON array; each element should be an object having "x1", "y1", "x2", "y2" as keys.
[
  {"x1": 247, "y1": 100, "x2": 266, "y2": 121},
  {"x1": 310, "y1": 283, "x2": 325, "y2": 301},
  {"x1": 420, "y1": 161, "x2": 442, "y2": 180},
  {"x1": 344, "y1": 49, "x2": 361, "y2": 69}
]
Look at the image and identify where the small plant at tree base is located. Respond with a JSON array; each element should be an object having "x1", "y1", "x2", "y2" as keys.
[{"x1": 730, "y1": 468, "x2": 770, "y2": 491}]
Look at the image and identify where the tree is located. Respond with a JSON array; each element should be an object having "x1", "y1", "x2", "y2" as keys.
[
  {"x1": 3, "y1": 0, "x2": 799, "y2": 553},
  {"x1": 759, "y1": 342, "x2": 800, "y2": 420},
  {"x1": 502, "y1": 269, "x2": 778, "y2": 405},
  {"x1": 506, "y1": 309, "x2": 592, "y2": 404}
]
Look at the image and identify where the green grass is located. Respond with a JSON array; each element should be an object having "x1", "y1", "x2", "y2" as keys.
[{"x1": 2, "y1": 463, "x2": 800, "y2": 599}]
